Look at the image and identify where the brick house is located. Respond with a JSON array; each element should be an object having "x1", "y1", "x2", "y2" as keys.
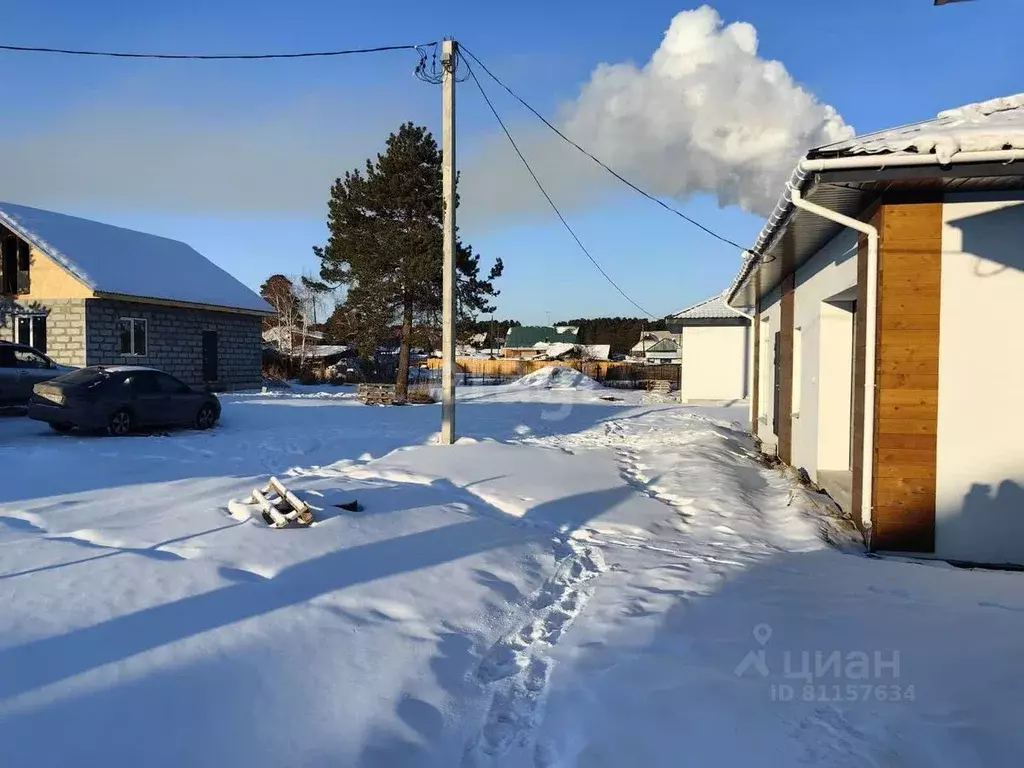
[
  {"x1": 726, "y1": 93, "x2": 1024, "y2": 566},
  {"x1": 0, "y1": 202, "x2": 272, "y2": 390}
]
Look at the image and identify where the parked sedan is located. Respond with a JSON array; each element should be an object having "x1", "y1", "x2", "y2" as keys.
[
  {"x1": 0, "y1": 341, "x2": 76, "y2": 406},
  {"x1": 28, "y1": 365, "x2": 221, "y2": 435}
]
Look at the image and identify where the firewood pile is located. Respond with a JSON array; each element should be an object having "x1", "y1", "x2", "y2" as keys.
[{"x1": 357, "y1": 383, "x2": 399, "y2": 405}]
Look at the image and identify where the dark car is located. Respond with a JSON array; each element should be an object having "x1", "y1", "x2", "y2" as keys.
[
  {"x1": 0, "y1": 341, "x2": 76, "y2": 406},
  {"x1": 28, "y1": 366, "x2": 221, "y2": 435}
]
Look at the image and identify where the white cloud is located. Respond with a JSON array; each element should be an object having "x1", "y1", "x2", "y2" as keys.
[{"x1": 461, "y1": 5, "x2": 853, "y2": 225}]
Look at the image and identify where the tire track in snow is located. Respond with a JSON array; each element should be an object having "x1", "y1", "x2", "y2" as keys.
[{"x1": 464, "y1": 538, "x2": 606, "y2": 766}]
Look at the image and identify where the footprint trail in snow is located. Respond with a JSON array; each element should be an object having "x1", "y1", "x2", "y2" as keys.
[{"x1": 464, "y1": 538, "x2": 606, "y2": 765}]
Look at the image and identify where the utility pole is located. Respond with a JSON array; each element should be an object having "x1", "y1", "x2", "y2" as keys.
[{"x1": 440, "y1": 38, "x2": 457, "y2": 444}]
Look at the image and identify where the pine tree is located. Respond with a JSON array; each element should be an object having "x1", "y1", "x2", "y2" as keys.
[{"x1": 312, "y1": 123, "x2": 503, "y2": 397}]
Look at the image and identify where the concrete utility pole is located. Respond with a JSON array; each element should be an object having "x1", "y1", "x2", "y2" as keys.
[{"x1": 440, "y1": 39, "x2": 457, "y2": 444}]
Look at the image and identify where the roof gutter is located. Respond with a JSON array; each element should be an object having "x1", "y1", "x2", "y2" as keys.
[{"x1": 726, "y1": 148, "x2": 1024, "y2": 305}]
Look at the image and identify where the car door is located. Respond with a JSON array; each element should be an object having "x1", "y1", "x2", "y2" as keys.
[
  {"x1": 152, "y1": 371, "x2": 199, "y2": 425},
  {"x1": 11, "y1": 347, "x2": 55, "y2": 402},
  {"x1": 0, "y1": 346, "x2": 17, "y2": 404},
  {"x1": 124, "y1": 371, "x2": 168, "y2": 427}
]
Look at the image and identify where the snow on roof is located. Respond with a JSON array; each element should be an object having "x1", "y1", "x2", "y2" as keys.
[
  {"x1": 813, "y1": 93, "x2": 1024, "y2": 164},
  {"x1": 0, "y1": 202, "x2": 272, "y2": 314},
  {"x1": 671, "y1": 292, "x2": 744, "y2": 321},
  {"x1": 542, "y1": 343, "x2": 611, "y2": 361},
  {"x1": 294, "y1": 345, "x2": 350, "y2": 359}
]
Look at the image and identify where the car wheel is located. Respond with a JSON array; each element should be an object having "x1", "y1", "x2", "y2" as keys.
[
  {"x1": 195, "y1": 404, "x2": 217, "y2": 430},
  {"x1": 50, "y1": 423, "x2": 74, "y2": 433},
  {"x1": 108, "y1": 409, "x2": 133, "y2": 436}
]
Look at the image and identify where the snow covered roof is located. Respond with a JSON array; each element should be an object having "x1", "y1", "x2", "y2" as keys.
[
  {"x1": 295, "y1": 345, "x2": 350, "y2": 359},
  {"x1": 542, "y1": 343, "x2": 611, "y2": 361},
  {"x1": 671, "y1": 292, "x2": 746, "y2": 322},
  {"x1": 0, "y1": 202, "x2": 272, "y2": 314},
  {"x1": 811, "y1": 93, "x2": 1024, "y2": 164}
]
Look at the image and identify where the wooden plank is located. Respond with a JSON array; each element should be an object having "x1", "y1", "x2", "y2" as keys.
[
  {"x1": 876, "y1": 463, "x2": 935, "y2": 480},
  {"x1": 877, "y1": 343, "x2": 939, "y2": 362},
  {"x1": 877, "y1": 402, "x2": 938, "y2": 420},
  {"x1": 877, "y1": 314, "x2": 940, "y2": 331},
  {"x1": 876, "y1": 447, "x2": 938, "y2": 465},
  {"x1": 877, "y1": 359, "x2": 939, "y2": 376},
  {"x1": 876, "y1": 418, "x2": 937, "y2": 436},
  {"x1": 878, "y1": 283, "x2": 941, "y2": 301},
  {"x1": 876, "y1": 330, "x2": 940, "y2": 348},
  {"x1": 876, "y1": 246, "x2": 943, "y2": 266},
  {"x1": 878, "y1": 390, "x2": 938, "y2": 406},
  {"x1": 874, "y1": 432, "x2": 936, "y2": 450},
  {"x1": 872, "y1": 516, "x2": 935, "y2": 553},
  {"x1": 873, "y1": 489, "x2": 935, "y2": 509},
  {"x1": 878, "y1": 374, "x2": 939, "y2": 390},
  {"x1": 875, "y1": 297, "x2": 941, "y2": 316},
  {"x1": 875, "y1": 475, "x2": 936, "y2": 495},
  {"x1": 877, "y1": 275, "x2": 942, "y2": 291}
]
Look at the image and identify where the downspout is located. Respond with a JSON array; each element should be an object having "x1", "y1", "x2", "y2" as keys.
[{"x1": 789, "y1": 188, "x2": 878, "y2": 532}]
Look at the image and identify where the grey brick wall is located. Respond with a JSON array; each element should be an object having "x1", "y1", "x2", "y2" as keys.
[
  {"x1": 1, "y1": 298, "x2": 87, "y2": 366},
  {"x1": 85, "y1": 299, "x2": 263, "y2": 390}
]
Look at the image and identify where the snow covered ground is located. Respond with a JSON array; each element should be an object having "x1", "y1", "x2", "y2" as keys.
[{"x1": 1, "y1": 376, "x2": 1022, "y2": 767}]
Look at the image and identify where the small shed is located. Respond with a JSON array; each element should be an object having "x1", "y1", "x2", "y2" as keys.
[{"x1": 666, "y1": 292, "x2": 750, "y2": 402}]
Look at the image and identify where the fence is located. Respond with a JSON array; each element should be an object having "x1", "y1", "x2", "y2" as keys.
[{"x1": 422, "y1": 357, "x2": 680, "y2": 389}]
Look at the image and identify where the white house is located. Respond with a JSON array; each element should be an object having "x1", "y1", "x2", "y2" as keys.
[
  {"x1": 666, "y1": 292, "x2": 750, "y2": 402},
  {"x1": 726, "y1": 92, "x2": 1024, "y2": 566}
]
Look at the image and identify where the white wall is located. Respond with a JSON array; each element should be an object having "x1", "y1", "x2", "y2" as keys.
[
  {"x1": 936, "y1": 194, "x2": 1024, "y2": 564},
  {"x1": 680, "y1": 325, "x2": 748, "y2": 402},
  {"x1": 790, "y1": 229, "x2": 859, "y2": 482},
  {"x1": 755, "y1": 285, "x2": 782, "y2": 451}
]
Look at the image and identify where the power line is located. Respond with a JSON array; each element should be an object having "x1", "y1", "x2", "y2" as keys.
[
  {"x1": 465, "y1": 60, "x2": 657, "y2": 319},
  {"x1": 0, "y1": 42, "x2": 433, "y2": 60},
  {"x1": 460, "y1": 44, "x2": 747, "y2": 253}
]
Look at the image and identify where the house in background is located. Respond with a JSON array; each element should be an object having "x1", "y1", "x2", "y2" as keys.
[
  {"x1": 502, "y1": 325, "x2": 579, "y2": 359},
  {"x1": 666, "y1": 292, "x2": 750, "y2": 402},
  {"x1": 727, "y1": 92, "x2": 1024, "y2": 566},
  {"x1": 262, "y1": 324, "x2": 324, "y2": 351},
  {"x1": 629, "y1": 330, "x2": 680, "y2": 363},
  {"x1": 0, "y1": 202, "x2": 272, "y2": 389},
  {"x1": 541, "y1": 342, "x2": 612, "y2": 362}
]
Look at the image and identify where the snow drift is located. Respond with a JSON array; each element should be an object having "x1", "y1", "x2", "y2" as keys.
[
  {"x1": 511, "y1": 365, "x2": 602, "y2": 390},
  {"x1": 463, "y1": 5, "x2": 852, "y2": 223}
]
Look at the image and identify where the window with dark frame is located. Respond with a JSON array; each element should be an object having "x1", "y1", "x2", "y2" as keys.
[
  {"x1": 0, "y1": 227, "x2": 31, "y2": 295},
  {"x1": 16, "y1": 315, "x2": 47, "y2": 354},
  {"x1": 119, "y1": 318, "x2": 148, "y2": 356}
]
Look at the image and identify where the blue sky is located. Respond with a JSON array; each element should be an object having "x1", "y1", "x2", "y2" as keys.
[{"x1": 0, "y1": 0, "x2": 1020, "y2": 323}]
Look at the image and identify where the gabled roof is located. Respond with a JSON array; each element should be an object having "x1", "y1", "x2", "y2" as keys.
[
  {"x1": 504, "y1": 325, "x2": 579, "y2": 348},
  {"x1": 727, "y1": 92, "x2": 1024, "y2": 307},
  {"x1": 671, "y1": 292, "x2": 745, "y2": 321},
  {"x1": 0, "y1": 202, "x2": 272, "y2": 313},
  {"x1": 644, "y1": 338, "x2": 679, "y2": 353}
]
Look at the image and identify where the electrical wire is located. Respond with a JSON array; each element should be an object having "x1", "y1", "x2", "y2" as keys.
[
  {"x1": 460, "y1": 44, "x2": 748, "y2": 253},
  {"x1": 0, "y1": 42, "x2": 433, "y2": 60},
  {"x1": 466, "y1": 60, "x2": 657, "y2": 319}
]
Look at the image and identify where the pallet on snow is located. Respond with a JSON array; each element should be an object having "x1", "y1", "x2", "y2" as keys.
[
  {"x1": 243, "y1": 476, "x2": 316, "y2": 528},
  {"x1": 356, "y1": 383, "x2": 400, "y2": 406}
]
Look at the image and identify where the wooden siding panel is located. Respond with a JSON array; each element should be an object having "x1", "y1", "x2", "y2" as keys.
[{"x1": 870, "y1": 201, "x2": 941, "y2": 554}]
